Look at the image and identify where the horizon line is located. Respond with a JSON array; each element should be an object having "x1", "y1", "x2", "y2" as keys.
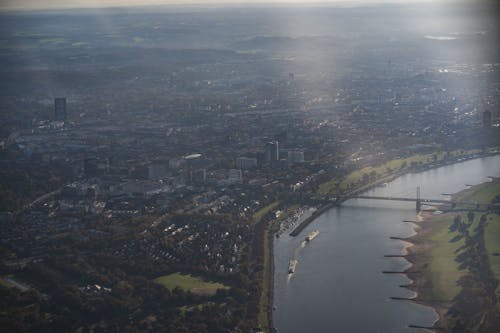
[{"x1": 0, "y1": 0, "x2": 461, "y2": 13}]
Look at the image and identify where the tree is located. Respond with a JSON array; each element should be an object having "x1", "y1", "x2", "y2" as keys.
[
  {"x1": 467, "y1": 211, "x2": 475, "y2": 224},
  {"x1": 449, "y1": 215, "x2": 463, "y2": 232}
]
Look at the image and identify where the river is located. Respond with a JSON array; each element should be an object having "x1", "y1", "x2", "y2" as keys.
[{"x1": 273, "y1": 155, "x2": 500, "y2": 333}]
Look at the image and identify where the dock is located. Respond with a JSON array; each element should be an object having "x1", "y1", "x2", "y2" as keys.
[
  {"x1": 389, "y1": 236, "x2": 408, "y2": 240},
  {"x1": 382, "y1": 270, "x2": 420, "y2": 274},
  {"x1": 289, "y1": 203, "x2": 335, "y2": 236},
  {"x1": 408, "y1": 324, "x2": 443, "y2": 330},
  {"x1": 390, "y1": 296, "x2": 415, "y2": 301}
]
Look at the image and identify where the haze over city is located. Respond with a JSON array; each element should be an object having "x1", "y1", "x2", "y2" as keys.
[{"x1": 1, "y1": 0, "x2": 457, "y2": 11}]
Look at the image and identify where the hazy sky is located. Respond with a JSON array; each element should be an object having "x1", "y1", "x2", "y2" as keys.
[{"x1": 0, "y1": 0, "x2": 444, "y2": 11}]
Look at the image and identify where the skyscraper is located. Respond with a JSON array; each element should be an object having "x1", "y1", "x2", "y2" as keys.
[
  {"x1": 483, "y1": 110, "x2": 492, "y2": 128},
  {"x1": 264, "y1": 141, "x2": 279, "y2": 165},
  {"x1": 54, "y1": 98, "x2": 67, "y2": 121}
]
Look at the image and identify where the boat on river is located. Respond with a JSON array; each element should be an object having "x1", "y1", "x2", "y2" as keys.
[
  {"x1": 305, "y1": 230, "x2": 319, "y2": 242},
  {"x1": 288, "y1": 260, "x2": 298, "y2": 273}
]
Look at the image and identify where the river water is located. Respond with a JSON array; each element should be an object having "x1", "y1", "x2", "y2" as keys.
[{"x1": 273, "y1": 155, "x2": 500, "y2": 333}]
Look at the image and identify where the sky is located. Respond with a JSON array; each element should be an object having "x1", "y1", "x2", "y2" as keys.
[{"x1": 0, "y1": 0, "x2": 447, "y2": 11}]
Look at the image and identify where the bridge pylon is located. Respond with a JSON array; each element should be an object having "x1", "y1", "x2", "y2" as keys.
[{"x1": 416, "y1": 186, "x2": 421, "y2": 212}]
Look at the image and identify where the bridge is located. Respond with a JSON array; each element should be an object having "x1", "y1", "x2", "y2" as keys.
[
  {"x1": 330, "y1": 187, "x2": 496, "y2": 211},
  {"x1": 291, "y1": 186, "x2": 497, "y2": 237}
]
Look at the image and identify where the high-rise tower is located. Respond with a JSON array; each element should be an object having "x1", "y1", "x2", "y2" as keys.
[{"x1": 54, "y1": 97, "x2": 67, "y2": 121}]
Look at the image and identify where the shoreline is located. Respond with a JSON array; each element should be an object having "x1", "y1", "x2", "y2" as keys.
[
  {"x1": 403, "y1": 209, "x2": 449, "y2": 331},
  {"x1": 402, "y1": 174, "x2": 500, "y2": 332}
]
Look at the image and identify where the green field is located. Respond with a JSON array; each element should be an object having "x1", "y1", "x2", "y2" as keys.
[
  {"x1": 484, "y1": 214, "x2": 500, "y2": 301},
  {"x1": 455, "y1": 179, "x2": 500, "y2": 296},
  {"x1": 317, "y1": 178, "x2": 339, "y2": 195},
  {"x1": 257, "y1": 228, "x2": 271, "y2": 332},
  {"x1": 454, "y1": 179, "x2": 500, "y2": 204},
  {"x1": 154, "y1": 273, "x2": 228, "y2": 296},
  {"x1": 424, "y1": 215, "x2": 467, "y2": 301},
  {"x1": 422, "y1": 178, "x2": 500, "y2": 303}
]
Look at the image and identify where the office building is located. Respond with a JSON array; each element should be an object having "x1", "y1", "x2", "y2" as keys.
[
  {"x1": 264, "y1": 141, "x2": 279, "y2": 165},
  {"x1": 236, "y1": 157, "x2": 258, "y2": 170},
  {"x1": 54, "y1": 97, "x2": 67, "y2": 121}
]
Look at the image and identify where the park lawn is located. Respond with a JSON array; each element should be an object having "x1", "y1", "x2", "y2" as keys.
[
  {"x1": 425, "y1": 215, "x2": 467, "y2": 301},
  {"x1": 454, "y1": 179, "x2": 500, "y2": 204},
  {"x1": 317, "y1": 178, "x2": 339, "y2": 195},
  {"x1": 450, "y1": 148, "x2": 482, "y2": 157},
  {"x1": 253, "y1": 201, "x2": 280, "y2": 222},
  {"x1": 154, "y1": 273, "x2": 229, "y2": 296},
  {"x1": 484, "y1": 214, "x2": 500, "y2": 299},
  {"x1": 339, "y1": 167, "x2": 372, "y2": 191}
]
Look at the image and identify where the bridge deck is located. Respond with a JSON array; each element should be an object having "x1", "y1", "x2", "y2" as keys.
[
  {"x1": 336, "y1": 195, "x2": 496, "y2": 207},
  {"x1": 349, "y1": 195, "x2": 448, "y2": 203}
]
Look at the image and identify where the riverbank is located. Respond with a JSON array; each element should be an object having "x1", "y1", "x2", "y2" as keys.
[
  {"x1": 404, "y1": 179, "x2": 500, "y2": 332},
  {"x1": 404, "y1": 210, "x2": 451, "y2": 330}
]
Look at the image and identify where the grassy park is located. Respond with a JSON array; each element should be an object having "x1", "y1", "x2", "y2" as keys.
[
  {"x1": 484, "y1": 214, "x2": 500, "y2": 305},
  {"x1": 422, "y1": 215, "x2": 467, "y2": 301},
  {"x1": 257, "y1": 227, "x2": 271, "y2": 332},
  {"x1": 454, "y1": 179, "x2": 500, "y2": 204},
  {"x1": 154, "y1": 272, "x2": 228, "y2": 296},
  {"x1": 414, "y1": 177, "x2": 500, "y2": 330}
]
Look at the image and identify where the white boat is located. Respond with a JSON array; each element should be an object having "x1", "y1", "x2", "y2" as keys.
[
  {"x1": 288, "y1": 259, "x2": 298, "y2": 273},
  {"x1": 305, "y1": 230, "x2": 319, "y2": 242}
]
